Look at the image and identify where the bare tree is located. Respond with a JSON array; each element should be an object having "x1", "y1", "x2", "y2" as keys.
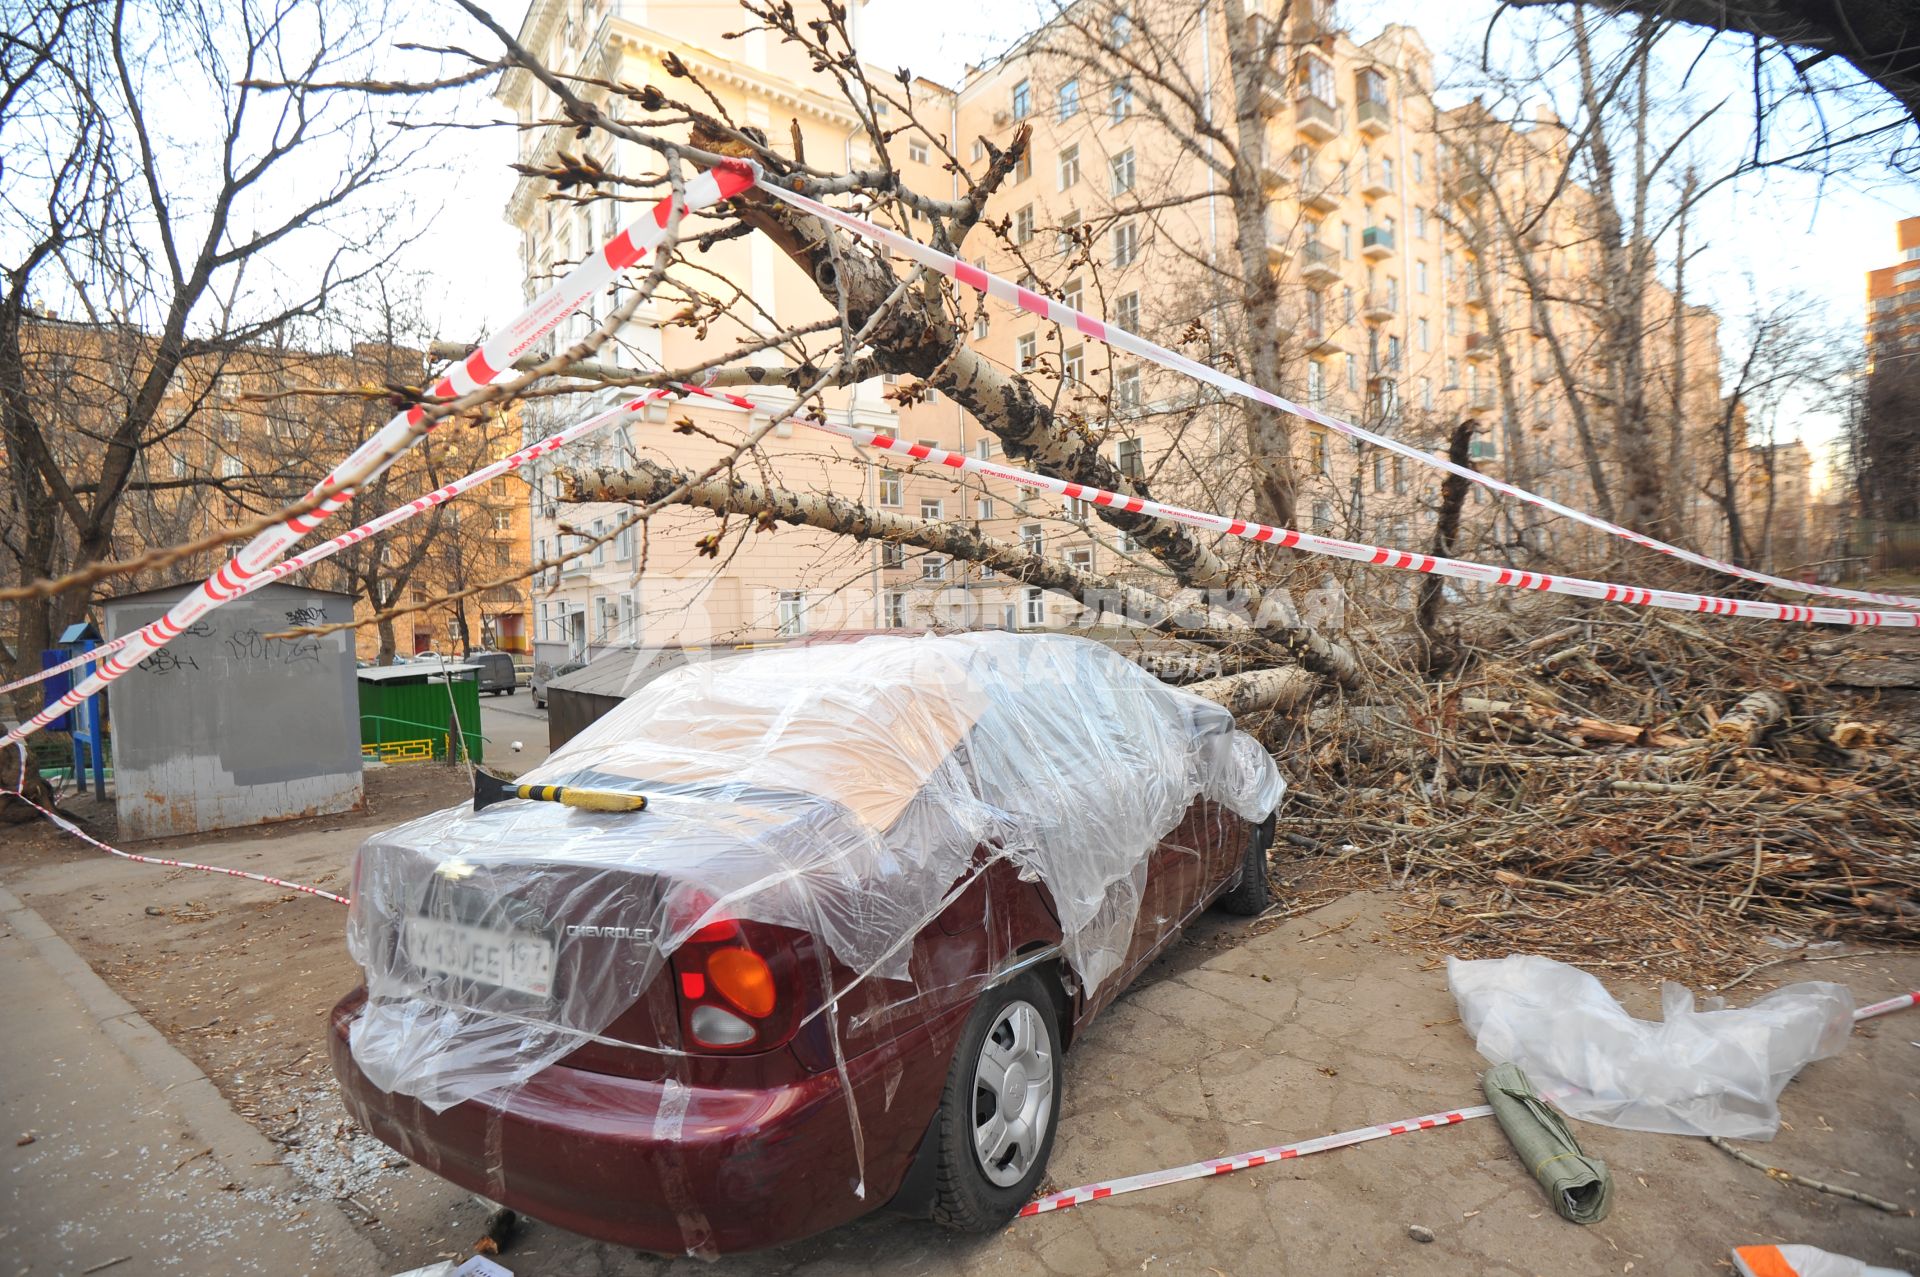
[{"x1": 0, "y1": 0, "x2": 427, "y2": 697}]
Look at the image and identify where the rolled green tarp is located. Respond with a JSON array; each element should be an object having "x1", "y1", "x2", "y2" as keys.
[{"x1": 1482, "y1": 1062, "x2": 1614, "y2": 1224}]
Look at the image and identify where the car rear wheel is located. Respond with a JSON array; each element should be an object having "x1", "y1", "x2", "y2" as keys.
[
  {"x1": 1215, "y1": 815, "x2": 1276, "y2": 916},
  {"x1": 929, "y1": 972, "x2": 1063, "y2": 1230}
]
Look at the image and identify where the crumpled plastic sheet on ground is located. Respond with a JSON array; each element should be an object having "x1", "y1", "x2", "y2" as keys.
[
  {"x1": 1448, "y1": 954, "x2": 1855, "y2": 1139},
  {"x1": 345, "y1": 633, "x2": 1282, "y2": 1118}
]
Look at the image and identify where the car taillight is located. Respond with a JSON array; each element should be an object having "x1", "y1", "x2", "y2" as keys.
[{"x1": 669, "y1": 916, "x2": 805, "y2": 1054}]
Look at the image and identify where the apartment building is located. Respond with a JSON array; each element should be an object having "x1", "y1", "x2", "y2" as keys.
[
  {"x1": 501, "y1": 0, "x2": 1741, "y2": 658},
  {"x1": 1, "y1": 314, "x2": 529, "y2": 662},
  {"x1": 1866, "y1": 215, "x2": 1920, "y2": 366}
]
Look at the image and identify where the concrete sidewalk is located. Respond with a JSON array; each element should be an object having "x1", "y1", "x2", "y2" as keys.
[{"x1": 0, "y1": 884, "x2": 386, "y2": 1276}]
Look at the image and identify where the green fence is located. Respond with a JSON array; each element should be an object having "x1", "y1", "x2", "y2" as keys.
[{"x1": 357, "y1": 675, "x2": 484, "y2": 763}]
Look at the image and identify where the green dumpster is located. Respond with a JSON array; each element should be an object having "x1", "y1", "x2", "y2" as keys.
[{"x1": 355, "y1": 663, "x2": 485, "y2": 764}]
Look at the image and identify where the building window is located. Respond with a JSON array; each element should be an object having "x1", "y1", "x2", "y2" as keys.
[
  {"x1": 1110, "y1": 78, "x2": 1133, "y2": 122},
  {"x1": 1011, "y1": 79, "x2": 1031, "y2": 120},
  {"x1": 973, "y1": 311, "x2": 990, "y2": 340},
  {"x1": 976, "y1": 495, "x2": 995, "y2": 519},
  {"x1": 1066, "y1": 546, "x2": 1094, "y2": 573},
  {"x1": 881, "y1": 540, "x2": 905, "y2": 568},
  {"x1": 615, "y1": 520, "x2": 634, "y2": 559},
  {"x1": 1415, "y1": 260, "x2": 1428, "y2": 294},
  {"x1": 1393, "y1": 456, "x2": 1408, "y2": 494},
  {"x1": 1341, "y1": 221, "x2": 1353, "y2": 259},
  {"x1": 908, "y1": 139, "x2": 930, "y2": 164},
  {"x1": 1013, "y1": 147, "x2": 1032, "y2": 183},
  {"x1": 1062, "y1": 277, "x2": 1083, "y2": 311},
  {"x1": 1418, "y1": 317, "x2": 1431, "y2": 351},
  {"x1": 1115, "y1": 291, "x2": 1141, "y2": 332},
  {"x1": 589, "y1": 518, "x2": 607, "y2": 566},
  {"x1": 493, "y1": 509, "x2": 513, "y2": 532},
  {"x1": 1310, "y1": 429, "x2": 1329, "y2": 474},
  {"x1": 1109, "y1": 8, "x2": 1132, "y2": 46},
  {"x1": 922, "y1": 555, "x2": 949, "y2": 581},
  {"x1": 1058, "y1": 144, "x2": 1080, "y2": 189},
  {"x1": 877, "y1": 468, "x2": 902, "y2": 506},
  {"x1": 1116, "y1": 436, "x2": 1144, "y2": 479},
  {"x1": 1021, "y1": 523, "x2": 1045, "y2": 555},
  {"x1": 1058, "y1": 77, "x2": 1081, "y2": 121},
  {"x1": 1112, "y1": 221, "x2": 1138, "y2": 266},
  {"x1": 1115, "y1": 365, "x2": 1142, "y2": 408},
  {"x1": 1308, "y1": 360, "x2": 1326, "y2": 403},
  {"x1": 1013, "y1": 205, "x2": 1035, "y2": 244},
  {"x1": 1017, "y1": 332, "x2": 1038, "y2": 371},
  {"x1": 1346, "y1": 353, "x2": 1359, "y2": 392},
  {"x1": 1387, "y1": 334, "x2": 1402, "y2": 369},
  {"x1": 1063, "y1": 345, "x2": 1084, "y2": 383},
  {"x1": 1414, "y1": 205, "x2": 1427, "y2": 238},
  {"x1": 777, "y1": 590, "x2": 806, "y2": 636},
  {"x1": 1302, "y1": 54, "x2": 1335, "y2": 105},
  {"x1": 1110, "y1": 148, "x2": 1135, "y2": 195},
  {"x1": 1421, "y1": 375, "x2": 1434, "y2": 410},
  {"x1": 920, "y1": 497, "x2": 944, "y2": 521},
  {"x1": 1066, "y1": 493, "x2": 1091, "y2": 520},
  {"x1": 886, "y1": 591, "x2": 907, "y2": 628},
  {"x1": 220, "y1": 455, "x2": 242, "y2": 477},
  {"x1": 1412, "y1": 150, "x2": 1425, "y2": 182},
  {"x1": 1056, "y1": 212, "x2": 1082, "y2": 259},
  {"x1": 1311, "y1": 500, "x2": 1334, "y2": 534},
  {"x1": 1372, "y1": 454, "x2": 1386, "y2": 492},
  {"x1": 1022, "y1": 587, "x2": 1046, "y2": 627}
]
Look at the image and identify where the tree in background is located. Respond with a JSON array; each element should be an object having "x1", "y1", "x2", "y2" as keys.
[{"x1": 0, "y1": 0, "x2": 428, "y2": 697}]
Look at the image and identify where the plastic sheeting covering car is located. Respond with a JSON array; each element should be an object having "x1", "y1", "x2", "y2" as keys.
[{"x1": 345, "y1": 633, "x2": 1283, "y2": 1113}]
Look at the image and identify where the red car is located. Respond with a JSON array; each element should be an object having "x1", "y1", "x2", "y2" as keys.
[{"x1": 331, "y1": 634, "x2": 1282, "y2": 1255}]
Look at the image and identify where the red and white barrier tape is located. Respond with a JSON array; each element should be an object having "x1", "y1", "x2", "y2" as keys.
[
  {"x1": 0, "y1": 389, "x2": 679, "y2": 699},
  {"x1": 671, "y1": 382, "x2": 1918, "y2": 628},
  {"x1": 0, "y1": 163, "x2": 756, "y2": 750},
  {"x1": 1020, "y1": 1105, "x2": 1491, "y2": 1216},
  {"x1": 752, "y1": 175, "x2": 1920, "y2": 613},
  {"x1": 4, "y1": 746, "x2": 350, "y2": 905},
  {"x1": 1856, "y1": 990, "x2": 1919, "y2": 1020},
  {"x1": 1021, "y1": 991, "x2": 1918, "y2": 1218}
]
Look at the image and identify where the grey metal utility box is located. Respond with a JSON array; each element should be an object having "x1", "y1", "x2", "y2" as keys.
[{"x1": 103, "y1": 582, "x2": 364, "y2": 839}]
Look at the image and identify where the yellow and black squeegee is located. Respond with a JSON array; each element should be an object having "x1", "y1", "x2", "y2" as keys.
[{"x1": 473, "y1": 768, "x2": 648, "y2": 814}]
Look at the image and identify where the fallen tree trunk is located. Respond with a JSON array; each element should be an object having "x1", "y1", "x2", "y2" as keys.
[
  {"x1": 1183, "y1": 666, "x2": 1317, "y2": 717},
  {"x1": 563, "y1": 461, "x2": 1315, "y2": 668},
  {"x1": 1711, "y1": 690, "x2": 1790, "y2": 746}
]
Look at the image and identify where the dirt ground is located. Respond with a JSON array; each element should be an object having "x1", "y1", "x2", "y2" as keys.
[{"x1": 4, "y1": 765, "x2": 1917, "y2": 1275}]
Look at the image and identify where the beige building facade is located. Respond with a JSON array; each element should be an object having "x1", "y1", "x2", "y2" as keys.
[{"x1": 502, "y1": 0, "x2": 1760, "y2": 661}]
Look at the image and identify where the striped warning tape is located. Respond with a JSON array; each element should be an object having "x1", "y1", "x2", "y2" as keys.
[
  {"x1": 1019, "y1": 990, "x2": 1918, "y2": 1218},
  {"x1": 3, "y1": 745, "x2": 351, "y2": 905},
  {"x1": 0, "y1": 388, "x2": 678, "y2": 699},
  {"x1": 0, "y1": 163, "x2": 756, "y2": 751},
  {"x1": 750, "y1": 172, "x2": 1920, "y2": 613},
  {"x1": 670, "y1": 382, "x2": 1918, "y2": 628}
]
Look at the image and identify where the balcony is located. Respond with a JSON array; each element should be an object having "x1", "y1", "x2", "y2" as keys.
[
  {"x1": 1303, "y1": 323, "x2": 1343, "y2": 354},
  {"x1": 1356, "y1": 98, "x2": 1391, "y2": 138},
  {"x1": 1359, "y1": 163, "x2": 1392, "y2": 199},
  {"x1": 1470, "y1": 387, "x2": 1496, "y2": 411},
  {"x1": 1257, "y1": 69, "x2": 1287, "y2": 114},
  {"x1": 1360, "y1": 225, "x2": 1394, "y2": 259},
  {"x1": 1266, "y1": 233, "x2": 1293, "y2": 268},
  {"x1": 1362, "y1": 290, "x2": 1395, "y2": 322},
  {"x1": 1300, "y1": 240, "x2": 1340, "y2": 284},
  {"x1": 1298, "y1": 161, "x2": 1341, "y2": 212},
  {"x1": 1463, "y1": 277, "x2": 1488, "y2": 308},
  {"x1": 1464, "y1": 331, "x2": 1494, "y2": 361},
  {"x1": 1296, "y1": 95, "x2": 1340, "y2": 143}
]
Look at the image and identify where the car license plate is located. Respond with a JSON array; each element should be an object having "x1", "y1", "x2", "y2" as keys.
[{"x1": 404, "y1": 916, "x2": 555, "y2": 997}]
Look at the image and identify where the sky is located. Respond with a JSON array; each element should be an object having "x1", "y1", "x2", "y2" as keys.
[{"x1": 415, "y1": 0, "x2": 1920, "y2": 484}]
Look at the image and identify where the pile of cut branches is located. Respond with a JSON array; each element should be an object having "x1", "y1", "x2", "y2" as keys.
[{"x1": 1271, "y1": 603, "x2": 1920, "y2": 983}]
